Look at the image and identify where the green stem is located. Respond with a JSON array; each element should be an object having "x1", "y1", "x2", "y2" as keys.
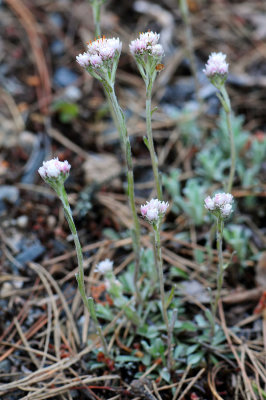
[
  {"x1": 220, "y1": 85, "x2": 236, "y2": 193},
  {"x1": 91, "y1": 1, "x2": 101, "y2": 37},
  {"x1": 59, "y1": 186, "x2": 109, "y2": 356},
  {"x1": 179, "y1": 0, "x2": 201, "y2": 105},
  {"x1": 146, "y1": 87, "x2": 163, "y2": 200},
  {"x1": 211, "y1": 216, "x2": 224, "y2": 334},
  {"x1": 104, "y1": 83, "x2": 142, "y2": 303},
  {"x1": 154, "y1": 226, "x2": 172, "y2": 370}
]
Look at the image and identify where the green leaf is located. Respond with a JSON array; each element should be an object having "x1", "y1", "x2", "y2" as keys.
[
  {"x1": 143, "y1": 136, "x2": 150, "y2": 150},
  {"x1": 166, "y1": 287, "x2": 175, "y2": 309},
  {"x1": 187, "y1": 351, "x2": 204, "y2": 365},
  {"x1": 170, "y1": 266, "x2": 189, "y2": 279},
  {"x1": 160, "y1": 368, "x2": 170, "y2": 382},
  {"x1": 52, "y1": 101, "x2": 79, "y2": 123},
  {"x1": 174, "y1": 321, "x2": 197, "y2": 332},
  {"x1": 186, "y1": 344, "x2": 200, "y2": 356},
  {"x1": 115, "y1": 355, "x2": 140, "y2": 362},
  {"x1": 151, "y1": 106, "x2": 158, "y2": 116}
]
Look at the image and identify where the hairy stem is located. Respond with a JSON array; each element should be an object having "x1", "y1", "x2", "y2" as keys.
[
  {"x1": 91, "y1": 1, "x2": 101, "y2": 37},
  {"x1": 154, "y1": 226, "x2": 172, "y2": 370},
  {"x1": 104, "y1": 83, "x2": 142, "y2": 303},
  {"x1": 59, "y1": 186, "x2": 109, "y2": 356},
  {"x1": 211, "y1": 215, "x2": 224, "y2": 336},
  {"x1": 220, "y1": 85, "x2": 236, "y2": 193},
  {"x1": 146, "y1": 87, "x2": 163, "y2": 200},
  {"x1": 179, "y1": 0, "x2": 201, "y2": 105}
]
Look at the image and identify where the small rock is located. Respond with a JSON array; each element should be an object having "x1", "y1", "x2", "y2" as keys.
[
  {"x1": 15, "y1": 241, "x2": 45, "y2": 268},
  {"x1": 65, "y1": 85, "x2": 82, "y2": 101},
  {"x1": 49, "y1": 12, "x2": 64, "y2": 28},
  {"x1": 47, "y1": 215, "x2": 57, "y2": 229},
  {"x1": 0, "y1": 359, "x2": 11, "y2": 374},
  {"x1": 16, "y1": 215, "x2": 28, "y2": 228},
  {"x1": 53, "y1": 67, "x2": 78, "y2": 88},
  {"x1": 0, "y1": 186, "x2": 19, "y2": 203},
  {"x1": 0, "y1": 282, "x2": 13, "y2": 297},
  {"x1": 51, "y1": 39, "x2": 65, "y2": 55}
]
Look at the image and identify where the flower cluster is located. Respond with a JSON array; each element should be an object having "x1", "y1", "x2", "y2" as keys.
[
  {"x1": 129, "y1": 31, "x2": 163, "y2": 57},
  {"x1": 140, "y1": 198, "x2": 169, "y2": 223},
  {"x1": 76, "y1": 37, "x2": 122, "y2": 69},
  {"x1": 203, "y1": 52, "x2": 229, "y2": 78},
  {"x1": 95, "y1": 259, "x2": 113, "y2": 274},
  {"x1": 204, "y1": 193, "x2": 233, "y2": 218},
  {"x1": 38, "y1": 158, "x2": 71, "y2": 182}
]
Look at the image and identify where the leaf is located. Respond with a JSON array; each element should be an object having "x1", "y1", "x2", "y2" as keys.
[
  {"x1": 151, "y1": 106, "x2": 158, "y2": 116},
  {"x1": 115, "y1": 355, "x2": 140, "y2": 362},
  {"x1": 187, "y1": 351, "x2": 204, "y2": 365},
  {"x1": 143, "y1": 136, "x2": 150, "y2": 150},
  {"x1": 160, "y1": 368, "x2": 170, "y2": 383},
  {"x1": 186, "y1": 344, "x2": 200, "y2": 356},
  {"x1": 166, "y1": 287, "x2": 175, "y2": 309}
]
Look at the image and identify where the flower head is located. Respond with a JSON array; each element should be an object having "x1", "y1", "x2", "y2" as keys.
[
  {"x1": 203, "y1": 52, "x2": 229, "y2": 78},
  {"x1": 129, "y1": 31, "x2": 163, "y2": 57},
  {"x1": 38, "y1": 158, "x2": 71, "y2": 184},
  {"x1": 95, "y1": 259, "x2": 113, "y2": 274},
  {"x1": 204, "y1": 192, "x2": 234, "y2": 218},
  {"x1": 76, "y1": 36, "x2": 122, "y2": 70},
  {"x1": 140, "y1": 198, "x2": 169, "y2": 223}
]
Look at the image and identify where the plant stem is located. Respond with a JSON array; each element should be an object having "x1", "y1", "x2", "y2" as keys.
[
  {"x1": 104, "y1": 83, "x2": 142, "y2": 304},
  {"x1": 59, "y1": 186, "x2": 109, "y2": 356},
  {"x1": 220, "y1": 85, "x2": 236, "y2": 193},
  {"x1": 179, "y1": 0, "x2": 201, "y2": 105},
  {"x1": 91, "y1": 1, "x2": 101, "y2": 37},
  {"x1": 154, "y1": 226, "x2": 172, "y2": 370},
  {"x1": 211, "y1": 215, "x2": 224, "y2": 335},
  {"x1": 146, "y1": 87, "x2": 163, "y2": 200}
]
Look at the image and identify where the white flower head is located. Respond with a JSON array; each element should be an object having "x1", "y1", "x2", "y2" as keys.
[
  {"x1": 76, "y1": 36, "x2": 122, "y2": 70},
  {"x1": 203, "y1": 52, "x2": 229, "y2": 78},
  {"x1": 129, "y1": 31, "x2": 163, "y2": 57},
  {"x1": 204, "y1": 192, "x2": 234, "y2": 218},
  {"x1": 38, "y1": 158, "x2": 71, "y2": 182},
  {"x1": 95, "y1": 259, "x2": 113, "y2": 274},
  {"x1": 140, "y1": 198, "x2": 169, "y2": 224}
]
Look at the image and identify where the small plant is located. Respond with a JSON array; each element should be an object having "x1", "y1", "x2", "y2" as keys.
[
  {"x1": 204, "y1": 52, "x2": 235, "y2": 193},
  {"x1": 76, "y1": 37, "x2": 142, "y2": 301},
  {"x1": 204, "y1": 192, "x2": 234, "y2": 335},
  {"x1": 38, "y1": 158, "x2": 109, "y2": 356},
  {"x1": 52, "y1": 100, "x2": 79, "y2": 123},
  {"x1": 163, "y1": 171, "x2": 208, "y2": 226},
  {"x1": 130, "y1": 31, "x2": 164, "y2": 199}
]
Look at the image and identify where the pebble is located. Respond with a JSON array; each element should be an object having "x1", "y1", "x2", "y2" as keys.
[
  {"x1": 15, "y1": 241, "x2": 45, "y2": 268},
  {"x1": 65, "y1": 85, "x2": 82, "y2": 101},
  {"x1": 47, "y1": 215, "x2": 56, "y2": 229},
  {"x1": 16, "y1": 215, "x2": 28, "y2": 228},
  {"x1": 0, "y1": 186, "x2": 19, "y2": 203},
  {"x1": 53, "y1": 67, "x2": 78, "y2": 88},
  {"x1": 51, "y1": 39, "x2": 65, "y2": 55},
  {"x1": 0, "y1": 359, "x2": 11, "y2": 374}
]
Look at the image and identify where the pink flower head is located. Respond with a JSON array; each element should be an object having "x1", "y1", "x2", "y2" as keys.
[
  {"x1": 203, "y1": 52, "x2": 229, "y2": 78},
  {"x1": 204, "y1": 192, "x2": 234, "y2": 218},
  {"x1": 204, "y1": 196, "x2": 215, "y2": 211},
  {"x1": 76, "y1": 52, "x2": 91, "y2": 68},
  {"x1": 129, "y1": 31, "x2": 163, "y2": 57},
  {"x1": 140, "y1": 198, "x2": 169, "y2": 223},
  {"x1": 76, "y1": 36, "x2": 122, "y2": 70},
  {"x1": 95, "y1": 259, "x2": 113, "y2": 274},
  {"x1": 38, "y1": 158, "x2": 71, "y2": 181},
  {"x1": 220, "y1": 203, "x2": 232, "y2": 217}
]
